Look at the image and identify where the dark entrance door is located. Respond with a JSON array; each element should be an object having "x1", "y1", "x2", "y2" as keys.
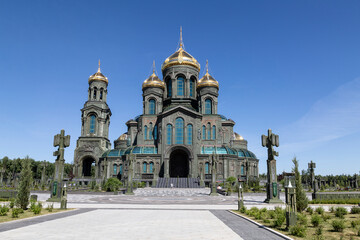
[
  {"x1": 170, "y1": 149, "x2": 189, "y2": 177},
  {"x1": 82, "y1": 157, "x2": 95, "y2": 177}
]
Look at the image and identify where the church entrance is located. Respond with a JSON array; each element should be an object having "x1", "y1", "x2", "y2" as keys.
[
  {"x1": 82, "y1": 157, "x2": 95, "y2": 177},
  {"x1": 169, "y1": 149, "x2": 189, "y2": 177}
]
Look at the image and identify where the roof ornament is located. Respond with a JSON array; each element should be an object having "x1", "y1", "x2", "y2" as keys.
[
  {"x1": 98, "y1": 59, "x2": 101, "y2": 73},
  {"x1": 206, "y1": 59, "x2": 209, "y2": 73},
  {"x1": 152, "y1": 60, "x2": 156, "y2": 74},
  {"x1": 179, "y1": 26, "x2": 183, "y2": 49}
]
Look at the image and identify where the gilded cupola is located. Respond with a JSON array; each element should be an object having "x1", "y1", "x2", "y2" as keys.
[
  {"x1": 234, "y1": 132, "x2": 244, "y2": 141},
  {"x1": 161, "y1": 27, "x2": 200, "y2": 71},
  {"x1": 142, "y1": 61, "x2": 165, "y2": 90},
  {"x1": 197, "y1": 60, "x2": 219, "y2": 89},
  {"x1": 88, "y1": 60, "x2": 108, "y2": 84}
]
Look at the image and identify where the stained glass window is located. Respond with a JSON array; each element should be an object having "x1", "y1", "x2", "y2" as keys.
[
  {"x1": 167, "y1": 79, "x2": 172, "y2": 97},
  {"x1": 143, "y1": 162, "x2": 147, "y2": 173},
  {"x1": 202, "y1": 125, "x2": 206, "y2": 140},
  {"x1": 205, "y1": 99, "x2": 212, "y2": 114},
  {"x1": 144, "y1": 125, "x2": 148, "y2": 140},
  {"x1": 212, "y1": 125, "x2": 216, "y2": 140},
  {"x1": 154, "y1": 125, "x2": 158, "y2": 140},
  {"x1": 149, "y1": 162, "x2": 154, "y2": 173},
  {"x1": 113, "y1": 165, "x2": 117, "y2": 175},
  {"x1": 177, "y1": 77, "x2": 184, "y2": 96},
  {"x1": 207, "y1": 123, "x2": 211, "y2": 140},
  {"x1": 90, "y1": 115, "x2": 96, "y2": 133},
  {"x1": 119, "y1": 164, "x2": 123, "y2": 174},
  {"x1": 166, "y1": 124, "x2": 172, "y2": 145},
  {"x1": 205, "y1": 162, "x2": 209, "y2": 174},
  {"x1": 187, "y1": 124, "x2": 193, "y2": 145},
  {"x1": 175, "y1": 118, "x2": 184, "y2": 144},
  {"x1": 190, "y1": 79, "x2": 194, "y2": 97},
  {"x1": 149, "y1": 123, "x2": 153, "y2": 140},
  {"x1": 149, "y1": 99, "x2": 155, "y2": 114}
]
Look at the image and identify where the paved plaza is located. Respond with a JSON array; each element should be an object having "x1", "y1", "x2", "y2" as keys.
[{"x1": 0, "y1": 189, "x2": 290, "y2": 240}]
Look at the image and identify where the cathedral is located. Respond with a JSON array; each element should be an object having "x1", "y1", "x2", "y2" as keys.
[{"x1": 73, "y1": 31, "x2": 259, "y2": 187}]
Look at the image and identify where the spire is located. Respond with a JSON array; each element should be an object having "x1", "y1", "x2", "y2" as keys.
[
  {"x1": 179, "y1": 26, "x2": 183, "y2": 49},
  {"x1": 206, "y1": 59, "x2": 209, "y2": 73},
  {"x1": 152, "y1": 60, "x2": 156, "y2": 74},
  {"x1": 98, "y1": 59, "x2": 101, "y2": 73}
]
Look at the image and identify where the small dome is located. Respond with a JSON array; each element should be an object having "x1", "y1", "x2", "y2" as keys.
[
  {"x1": 234, "y1": 132, "x2": 244, "y2": 141},
  {"x1": 197, "y1": 60, "x2": 219, "y2": 89},
  {"x1": 117, "y1": 133, "x2": 128, "y2": 141},
  {"x1": 89, "y1": 60, "x2": 108, "y2": 84},
  {"x1": 142, "y1": 62, "x2": 165, "y2": 90},
  {"x1": 161, "y1": 27, "x2": 200, "y2": 71}
]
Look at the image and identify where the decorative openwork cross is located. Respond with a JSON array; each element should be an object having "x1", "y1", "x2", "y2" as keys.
[
  {"x1": 261, "y1": 129, "x2": 279, "y2": 160},
  {"x1": 53, "y1": 130, "x2": 70, "y2": 162}
]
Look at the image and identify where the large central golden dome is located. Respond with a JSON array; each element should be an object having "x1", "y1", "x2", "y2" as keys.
[{"x1": 161, "y1": 28, "x2": 200, "y2": 71}]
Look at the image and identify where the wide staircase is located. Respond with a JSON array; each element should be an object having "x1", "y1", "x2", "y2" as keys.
[{"x1": 155, "y1": 177, "x2": 202, "y2": 188}]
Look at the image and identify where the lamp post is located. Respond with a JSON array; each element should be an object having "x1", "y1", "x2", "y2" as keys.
[
  {"x1": 238, "y1": 182, "x2": 244, "y2": 211},
  {"x1": 285, "y1": 176, "x2": 296, "y2": 229}
]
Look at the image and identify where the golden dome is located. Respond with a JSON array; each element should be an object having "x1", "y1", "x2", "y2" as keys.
[
  {"x1": 142, "y1": 61, "x2": 165, "y2": 90},
  {"x1": 88, "y1": 60, "x2": 108, "y2": 84},
  {"x1": 197, "y1": 60, "x2": 219, "y2": 89},
  {"x1": 117, "y1": 133, "x2": 128, "y2": 141},
  {"x1": 161, "y1": 27, "x2": 200, "y2": 71},
  {"x1": 234, "y1": 132, "x2": 244, "y2": 141}
]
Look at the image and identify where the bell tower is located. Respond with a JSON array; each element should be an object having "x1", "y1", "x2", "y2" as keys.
[{"x1": 74, "y1": 61, "x2": 112, "y2": 179}]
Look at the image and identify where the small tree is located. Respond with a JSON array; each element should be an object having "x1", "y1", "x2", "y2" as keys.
[
  {"x1": 16, "y1": 157, "x2": 33, "y2": 210},
  {"x1": 292, "y1": 157, "x2": 308, "y2": 212}
]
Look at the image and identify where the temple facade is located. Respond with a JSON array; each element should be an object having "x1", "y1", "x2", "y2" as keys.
[{"x1": 73, "y1": 33, "x2": 259, "y2": 187}]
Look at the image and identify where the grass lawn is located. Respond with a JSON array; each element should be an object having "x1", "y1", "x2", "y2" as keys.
[
  {"x1": 233, "y1": 206, "x2": 360, "y2": 240},
  {"x1": 0, "y1": 208, "x2": 72, "y2": 224}
]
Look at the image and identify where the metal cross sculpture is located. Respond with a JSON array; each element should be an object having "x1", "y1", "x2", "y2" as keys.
[{"x1": 262, "y1": 129, "x2": 282, "y2": 203}]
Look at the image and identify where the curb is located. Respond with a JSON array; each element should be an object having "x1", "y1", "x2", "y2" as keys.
[
  {"x1": 0, "y1": 208, "x2": 78, "y2": 226},
  {"x1": 228, "y1": 210, "x2": 293, "y2": 240}
]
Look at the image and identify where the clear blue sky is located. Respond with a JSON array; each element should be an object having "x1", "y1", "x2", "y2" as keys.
[{"x1": 1, "y1": 0, "x2": 360, "y2": 175}]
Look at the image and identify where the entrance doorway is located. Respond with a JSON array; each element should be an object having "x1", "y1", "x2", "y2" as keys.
[
  {"x1": 82, "y1": 157, "x2": 95, "y2": 177},
  {"x1": 169, "y1": 149, "x2": 189, "y2": 177}
]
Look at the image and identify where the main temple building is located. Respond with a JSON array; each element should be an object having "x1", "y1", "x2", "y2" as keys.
[{"x1": 73, "y1": 32, "x2": 259, "y2": 187}]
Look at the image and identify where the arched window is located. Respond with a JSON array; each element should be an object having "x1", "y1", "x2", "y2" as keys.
[
  {"x1": 205, "y1": 162, "x2": 209, "y2": 174},
  {"x1": 120, "y1": 164, "x2": 123, "y2": 174},
  {"x1": 100, "y1": 89, "x2": 103, "y2": 100},
  {"x1": 167, "y1": 79, "x2": 172, "y2": 97},
  {"x1": 187, "y1": 124, "x2": 193, "y2": 145},
  {"x1": 143, "y1": 162, "x2": 147, "y2": 173},
  {"x1": 154, "y1": 125, "x2": 158, "y2": 140},
  {"x1": 205, "y1": 99, "x2": 212, "y2": 114},
  {"x1": 93, "y1": 88, "x2": 97, "y2": 100},
  {"x1": 212, "y1": 125, "x2": 216, "y2": 140},
  {"x1": 89, "y1": 115, "x2": 96, "y2": 133},
  {"x1": 149, "y1": 99, "x2": 155, "y2": 114},
  {"x1": 190, "y1": 79, "x2": 194, "y2": 97},
  {"x1": 177, "y1": 77, "x2": 184, "y2": 96},
  {"x1": 202, "y1": 125, "x2": 206, "y2": 140},
  {"x1": 149, "y1": 123, "x2": 153, "y2": 140},
  {"x1": 144, "y1": 125, "x2": 148, "y2": 140},
  {"x1": 113, "y1": 164, "x2": 117, "y2": 175},
  {"x1": 166, "y1": 124, "x2": 172, "y2": 145},
  {"x1": 241, "y1": 165, "x2": 244, "y2": 175},
  {"x1": 149, "y1": 162, "x2": 154, "y2": 173},
  {"x1": 207, "y1": 123, "x2": 211, "y2": 140},
  {"x1": 175, "y1": 118, "x2": 184, "y2": 144}
]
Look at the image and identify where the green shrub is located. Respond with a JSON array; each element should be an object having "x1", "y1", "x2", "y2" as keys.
[
  {"x1": 31, "y1": 202, "x2": 42, "y2": 215},
  {"x1": 16, "y1": 158, "x2": 33, "y2": 210},
  {"x1": 315, "y1": 207, "x2": 325, "y2": 215},
  {"x1": 335, "y1": 207, "x2": 348, "y2": 219},
  {"x1": 311, "y1": 214, "x2": 323, "y2": 227},
  {"x1": 0, "y1": 205, "x2": 10, "y2": 216},
  {"x1": 104, "y1": 178, "x2": 122, "y2": 192},
  {"x1": 306, "y1": 207, "x2": 314, "y2": 215},
  {"x1": 321, "y1": 213, "x2": 331, "y2": 222},
  {"x1": 273, "y1": 212, "x2": 285, "y2": 228},
  {"x1": 9, "y1": 199, "x2": 15, "y2": 208},
  {"x1": 260, "y1": 208, "x2": 267, "y2": 213},
  {"x1": 332, "y1": 219, "x2": 346, "y2": 232},
  {"x1": 12, "y1": 208, "x2": 22, "y2": 218},
  {"x1": 239, "y1": 206, "x2": 246, "y2": 213},
  {"x1": 315, "y1": 225, "x2": 323, "y2": 236},
  {"x1": 46, "y1": 203, "x2": 54, "y2": 212},
  {"x1": 292, "y1": 158, "x2": 308, "y2": 212},
  {"x1": 310, "y1": 199, "x2": 360, "y2": 205},
  {"x1": 351, "y1": 207, "x2": 360, "y2": 214},
  {"x1": 268, "y1": 210, "x2": 276, "y2": 219},
  {"x1": 297, "y1": 213, "x2": 308, "y2": 226},
  {"x1": 330, "y1": 206, "x2": 335, "y2": 213},
  {"x1": 351, "y1": 219, "x2": 360, "y2": 228},
  {"x1": 289, "y1": 224, "x2": 306, "y2": 237}
]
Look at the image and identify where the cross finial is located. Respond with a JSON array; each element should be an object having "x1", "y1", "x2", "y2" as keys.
[
  {"x1": 206, "y1": 59, "x2": 209, "y2": 73},
  {"x1": 152, "y1": 60, "x2": 155, "y2": 74},
  {"x1": 179, "y1": 26, "x2": 183, "y2": 48},
  {"x1": 98, "y1": 59, "x2": 101, "y2": 73}
]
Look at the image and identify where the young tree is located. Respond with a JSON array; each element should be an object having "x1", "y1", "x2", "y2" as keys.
[
  {"x1": 292, "y1": 157, "x2": 308, "y2": 212},
  {"x1": 16, "y1": 157, "x2": 33, "y2": 209}
]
